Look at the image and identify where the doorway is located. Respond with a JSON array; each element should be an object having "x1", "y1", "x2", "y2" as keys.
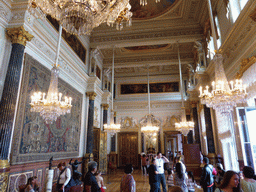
[{"x1": 118, "y1": 132, "x2": 138, "y2": 168}]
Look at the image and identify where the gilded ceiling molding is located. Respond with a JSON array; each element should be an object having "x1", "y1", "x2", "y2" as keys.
[
  {"x1": 236, "y1": 56, "x2": 256, "y2": 78},
  {"x1": 6, "y1": 26, "x2": 34, "y2": 46},
  {"x1": 250, "y1": 8, "x2": 256, "y2": 22}
]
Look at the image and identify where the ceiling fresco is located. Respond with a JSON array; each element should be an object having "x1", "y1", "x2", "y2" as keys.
[{"x1": 130, "y1": 0, "x2": 179, "y2": 19}]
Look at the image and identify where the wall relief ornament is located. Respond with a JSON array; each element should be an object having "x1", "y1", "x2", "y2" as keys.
[
  {"x1": 236, "y1": 56, "x2": 256, "y2": 79},
  {"x1": 250, "y1": 8, "x2": 256, "y2": 22},
  {"x1": 120, "y1": 117, "x2": 137, "y2": 129},
  {"x1": 163, "y1": 115, "x2": 180, "y2": 129}
]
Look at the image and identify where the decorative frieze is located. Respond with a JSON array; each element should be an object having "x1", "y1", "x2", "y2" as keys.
[{"x1": 236, "y1": 56, "x2": 256, "y2": 78}]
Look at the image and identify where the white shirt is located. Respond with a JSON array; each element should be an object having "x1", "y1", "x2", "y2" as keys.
[
  {"x1": 59, "y1": 168, "x2": 71, "y2": 186},
  {"x1": 155, "y1": 158, "x2": 165, "y2": 174}
]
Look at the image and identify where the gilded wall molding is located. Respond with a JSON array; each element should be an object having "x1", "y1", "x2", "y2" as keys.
[
  {"x1": 236, "y1": 56, "x2": 256, "y2": 78},
  {"x1": 6, "y1": 26, "x2": 34, "y2": 46},
  {"x1": 250, "y1": 8, "x2": 256, "y2": 22}
]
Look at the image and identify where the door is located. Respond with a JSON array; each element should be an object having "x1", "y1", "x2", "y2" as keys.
[{"x1": 118, "y1": 132, "x2": 138, "y2": 168}]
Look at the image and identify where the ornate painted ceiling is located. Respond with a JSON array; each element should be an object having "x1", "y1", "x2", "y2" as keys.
[{"x1": 90, "y1": 0, "x2": 218, "y2": 77}]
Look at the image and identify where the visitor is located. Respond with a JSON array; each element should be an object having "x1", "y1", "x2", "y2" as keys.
[
  {"x1": 174, "y1": 162, "x2": 188, "y2": 192},
  {"x1": 166, "y1": 168, "x2": 174, "y2": 190},
  {"x1": 120, "y1": 164, "x2": 136, "y2": 192},
  {"x1": 240, "y1": 166, "x2": 256, "y2": 191},
  {"x1": 83, "y1": 161, "x2": 101, "y2": 192},
  {"x1": 187, "y1": 171, "x2": 195, "y2": 192},
  {"x1": 148, "y1": 158, "x2": 159, "y2": 192},
  {"x1": 141, "y1": 154, "x2": 148, "y2": 175},
  {"x1": 95, "y1": 170, "x2": 106, "y2": 192},
  {"x1": 215, "y1": 163, "x2": 225, "y2": 186},
  {"x1": 56, "y1": 162, "x2": 71, "y2": 192},
  {"x1": 214, "y1": 171, "x2": 242, "y2": 192},
  {"x1": 24, "y1": 176, "x2": 39, "y2": 192},
  {"x1": 200, "y1": 157, "x2": 214, "y2": 192},
  {"x1": 156, "y1": 152, "x2": 169, "y2": 192}
]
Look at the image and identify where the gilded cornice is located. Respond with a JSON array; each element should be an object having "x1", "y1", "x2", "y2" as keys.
[
  {"x1": 86, "y1": 92, "x2": 97, "y2": 100},
  {"x1": 102, "y1": 104, "x2": 109, "y2": 110},
  {"x1": 250, "y1": 8, "x2": 256, "y2": 22},
  {"x1": 236, "y1": 56, "x2": 256, "y2": 78},
  {"x1": 6, "y1": 26, "x2": 34, "y2": 46}
]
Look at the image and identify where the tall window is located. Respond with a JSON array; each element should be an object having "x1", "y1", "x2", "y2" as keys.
[
  {"x1": 229, "y1": 0, "x2": 240, "y2": 22},
  {"x1": 239, "y1": 0, "x2": 248, "y2": 10},
  {"x1": 237, "y1": 107, "x2": 256, "y2": 171}
]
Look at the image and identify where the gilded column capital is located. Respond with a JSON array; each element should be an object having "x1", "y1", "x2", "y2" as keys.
[
  {"x1": 250, "y1": 8, "x2": 256, "y2": 22},
  {"x1": 6, "y1": 26, "x2": 34, "y2": 46},
  {"x1": 190, "y1": 101, "x2": 198, "y2": 108},
  {"x1": 0, "y1": 160, "x2": 10, "y2": 169},
  {"x1": 114, "y1": 111, "x2": 117, "y2": 117},
  {"x1": 102, "y1": 104, "x2": 109, "y2": 110},
  {"x1": 86, "y1": 92, "x2": 97, "y2": 100}
]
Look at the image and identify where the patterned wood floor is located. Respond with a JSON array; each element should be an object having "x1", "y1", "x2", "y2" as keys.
[{"x1": 103, "y1": 169, "x2": 151, "y2": 192}]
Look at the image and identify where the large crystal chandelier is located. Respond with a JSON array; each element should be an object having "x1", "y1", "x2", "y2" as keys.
[
  {"x1": 103, "y1": 48, "x2": 121, "y2": 136},
  {"x1": 30, "y1": 26, "x2": 72, "y2": 124},
  {"x1": 199, "y1": 51, "x2": 247, "y2": 113},
  {"x1": 175, "y1": 46, "x2": 194, "y2": 136},
  {"x1": 29, "y1": 0, "x2": 132, "y2": 35},
  {"x1": 140, "y1": 65, "x2": 160, "y2": 136}
]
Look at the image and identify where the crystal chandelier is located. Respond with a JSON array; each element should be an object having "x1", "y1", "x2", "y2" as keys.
[
  {"x1": 174, "y1": 45, "x2": 194, "y2": 136},
  {"x1": 140, "y1": 0, "x2": 160, "y2": 6},
  {"x1": 199, "y1": 52, "x2": 247, "y2": 113},
  {"x1": 140, "y1": 65, "x2": 160, "y2": 136},
  {"x1": 29, "y1": 0, "x2": 132, "y2": 35},
  {"x1": 30, "y1": 26, "x2": 72, "y2": 124},
  {"x1": 103, "y1": 48, "x2": 121, "y2": 136}
]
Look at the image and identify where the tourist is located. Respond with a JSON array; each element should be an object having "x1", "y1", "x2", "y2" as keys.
[
  {"x1": 120, "y1": 164, "x2": 136, "y2": 192},
  {"x1": 24, "y1": 177, "x2": 39, "y2": 192},
  {"x1": 166, "y1": 168, "x2": 174, "y2": 190},
  {"x1": 56, "y1": 162, "x2": 71, "y2": 192},
  {"x1": 215, "y1": 163, "x2": 225, "y2": 186},
  {"x1": 141, "y1": 154, "x2": 149, "y2": 175},
  {"x1": 240, "y1": 166, "x2": 256, "y2": 191},
  {"x1": 155, "y1": 152, "x2": 169, "y2": 192},
  {"x1": 187, "y1": 171, "x2": 195, "y2": 192},
  {"x1": 83, "y1": 161, "x2": 101, "y2": 192},
  {"x1": 200, "y1": 157, "x2": 214, "y2": 192},
  {"x1": 174, "y1": 162, "x2": 188, "y2": 192},
  {"x1": 95, "y1": 170, "x2": 106, "y2": 192},
  {"x1": 148, "y1": 158, "x2": 159, "y2": 192},
  {"x1": 214, "y1": 171, "x2": 242, "y2": 192}
]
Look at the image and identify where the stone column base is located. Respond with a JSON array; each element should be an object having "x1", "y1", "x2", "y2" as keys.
[
  {"x1": 0, "y1": 160, "x2": 10, "y2": 192},
  {"x1": 208, "y1": 153, "x2": 217, "y2": 165}
]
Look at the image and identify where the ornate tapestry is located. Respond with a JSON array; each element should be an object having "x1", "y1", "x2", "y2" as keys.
[
  {"x1": 121, "y1": 82, "x2": 179, "y2": 94},
  {"x1": 10, "y1": 54, "x2": 83, "y2": 164}
]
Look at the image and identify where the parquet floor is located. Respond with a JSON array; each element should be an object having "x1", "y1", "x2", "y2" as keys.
[{"x1": 103, "y1": 169, "x2": 151, "y2": 192}]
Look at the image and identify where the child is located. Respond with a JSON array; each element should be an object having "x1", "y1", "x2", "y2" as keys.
[
  {"x1": 187, "y1": 171, "x2": 195, "y2": 192},
  {"x1": 166, "y1": 168, "x2": 174, "y2": 189},
  {"x1": 95, "y1": 171, "x2": 106, "y2": 192}
]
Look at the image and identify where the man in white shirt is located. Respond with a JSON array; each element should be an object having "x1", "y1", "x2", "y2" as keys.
[{"x1": 155, "y1": 152, "x2": 169, "y2": 192}]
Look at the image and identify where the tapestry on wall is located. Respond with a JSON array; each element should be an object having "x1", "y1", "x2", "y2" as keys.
[{"x1": 10, "y1": 54, "x2": 83, "y2": 164}]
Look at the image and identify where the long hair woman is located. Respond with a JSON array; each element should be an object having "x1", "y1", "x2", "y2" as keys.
[
  {"x1": 215, "y1": 171, "x2": 242, "y2": 192},
  {"x1": 174, "y1": 162, "x2": 188, "y2": 192}
]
